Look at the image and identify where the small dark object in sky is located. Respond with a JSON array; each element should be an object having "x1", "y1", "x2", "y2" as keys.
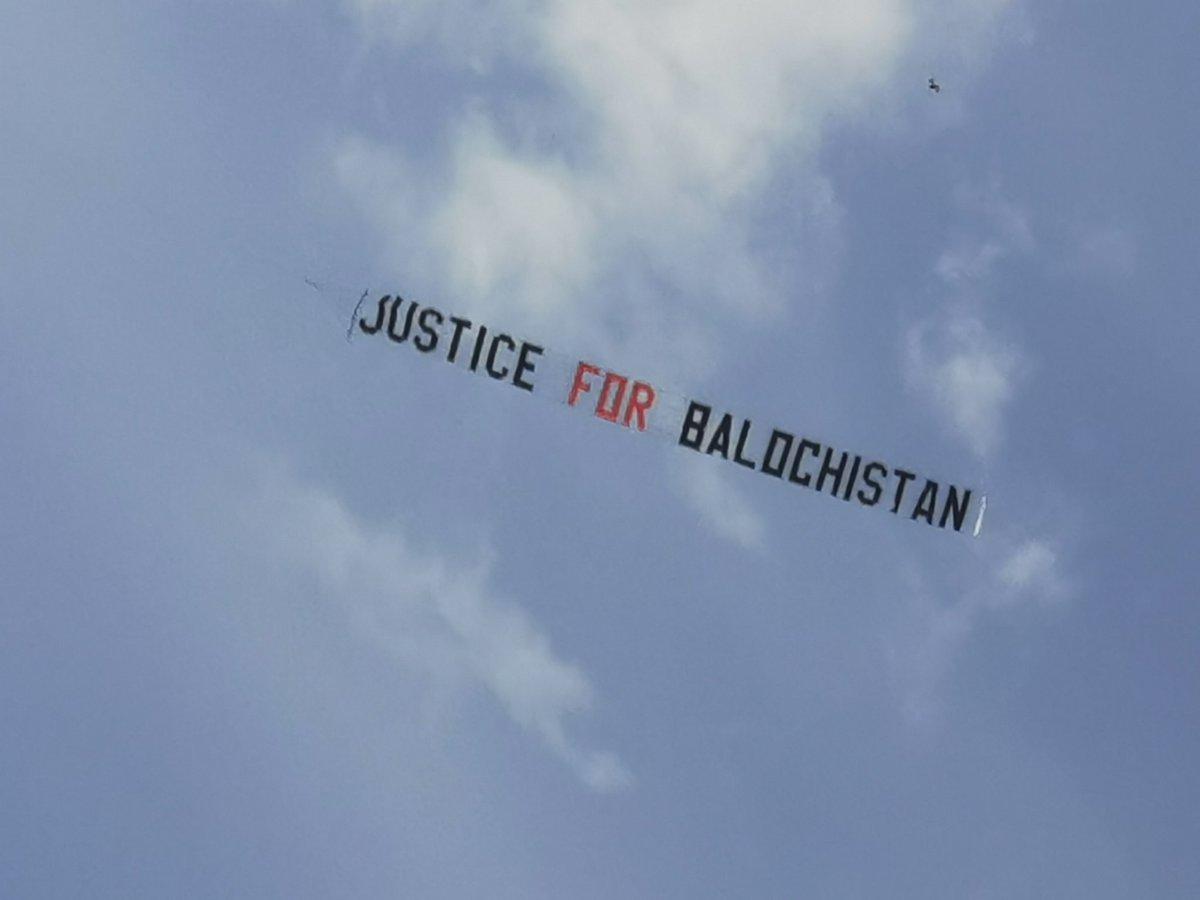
[{"x1": 928, "y1": 77, "x2": 941, "y2": 94}]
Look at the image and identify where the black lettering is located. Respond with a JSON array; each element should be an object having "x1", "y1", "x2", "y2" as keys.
[
  {"x1": 815, "y1": 447, "x2": 850, "y2": 496},
  {"x1": 788, "y1": 439, "x2": 821, "y2": 487},
  {"x1": 939, "y1": 485, "x2": 972, "y2": 531},
  {"x1": 705, "y1": 414, "x2": 733, "y2": 459},
  {"x1": 469, "y1": 325, "x2": 489, "y2": 371},
  {"x1": 761, "y1": 429, "x2": 794, "y2": 478},
  {"x1": 679, "y1": 401, "x2": 712, "y2": 450},
  {"x1": 387, "y1": 296, "x2": 417, "y2": 343},
  {"x1": 910, "y1": 480, "x2": 939, "y2": 525},
  {"x1": 414, "y1": 307, "x2": 444, "y2": 352},
  {"x1": 512, "y1": 342, "x2": 543, "y2": 392},
  {"x1": 359, "y1": 295, "x2": 391, "y2": 334},
  {"x1": 840, "y1": 455, "x2": 863, "y2": 501},
  {"x1": 732, "y1": 419, "x2": 757, "y2": 470},
  {"x1": 446, "y1": 316, "x2": 472, "y2": 363},
  {"x1": 890, "y1": 469, "x2": 917, "y2": 514},
  {"x1": 856, "y1": 462, "x2": 888, "y2": 506},
  {"x1": 485, "y1": 334, "x2": 515, "y2": 379}
]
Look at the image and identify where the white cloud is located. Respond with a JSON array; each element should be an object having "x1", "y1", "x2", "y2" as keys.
[
  {"x1": 935, "y1": 184, "x2": 1032, "y2": 285},
  {"x1": 891, "y1": 186, "x2": 1070, "y2": 726},
  {"x1": 429, "y1": 115, "x2": 599, "y2": 319},
  {"x1": 906, "y1": 183, "x2": 1032, "y2": 458},
  {"x1": 993, "y1": 538, "x2": 1065, "y2": 605},
  {"x1": 253, "y1": 468, "x2": 631, "y2": 792},
  {"x1": 333, "y1": 0, "x2": 1014, "y2": 373},
  {"x1": 673, "y1": 454, "x2": 766, "y2": 552},
  {"x1": 892, "y1": 535, "x2": 1067, "y2": 725},
  {"x1": 905, "y1": 312, "x2": 1020, "y2": 458}
]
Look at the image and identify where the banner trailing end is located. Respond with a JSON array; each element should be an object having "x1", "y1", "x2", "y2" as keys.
[{"x1": 972, "y1": 495, "x2": 988, "y2": 538}]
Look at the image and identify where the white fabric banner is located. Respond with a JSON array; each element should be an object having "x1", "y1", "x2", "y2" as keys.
[{"x1": 350, "y1": 292, "x2": 987, "y2": 537}]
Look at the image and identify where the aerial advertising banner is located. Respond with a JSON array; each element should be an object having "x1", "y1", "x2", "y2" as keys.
[{"x1": 353, "y1": 292, "x2": 987, "y2": 537}]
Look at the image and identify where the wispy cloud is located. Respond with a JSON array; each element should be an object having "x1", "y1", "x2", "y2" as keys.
[
  {"x1": 252, "y1": 467, "x2": 631, "y2": 792},
  {"x1": 333, "y1": 0, "x2": 1013, "y2": 374},
  {"x1": 906, "y1": 183, "x2": 1031, "y2": 458},
  {"x1": 891, "y1": 535, "x2": 1069, "y2": 726},
  {"x1": 934, "y1": 183, "x2": 1033, "y2": 285},
  {"x1": 996, "y1": 539, "x2": 1062, "y2": 597},
  {"x1": 905, "y1": 311, "x2": 1021, "y2": 458},
  {"x1": 673, "y1": 454, "x2": 767, "y2": 552}
]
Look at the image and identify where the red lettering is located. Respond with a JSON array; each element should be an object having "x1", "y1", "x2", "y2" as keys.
[
  {"x1": 568, "y1": 362, "x2": 601, "y2": 407},
  {"x1": 623, "y1": 381, "x2": 656, "y2": 431},
  {"x1": 568, "y1": 364, "x2": 657, "y2": 432},
  {"x1": 595, "y1": 372, "x2": 629, "y2": 423}
]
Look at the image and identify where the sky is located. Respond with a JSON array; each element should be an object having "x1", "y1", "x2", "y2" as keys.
[{"x1": 2, "y1": 0, "x2": 1198, "y2": 896}]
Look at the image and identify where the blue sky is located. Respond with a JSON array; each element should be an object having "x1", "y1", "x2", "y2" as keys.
[{"x1": 2, "y1": 1, "x2": 1198, "y2": 896}]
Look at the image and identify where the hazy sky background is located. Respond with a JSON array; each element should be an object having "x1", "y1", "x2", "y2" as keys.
[{"x1": 3, "y1": 1, "x2": 1198, "y2": 896}]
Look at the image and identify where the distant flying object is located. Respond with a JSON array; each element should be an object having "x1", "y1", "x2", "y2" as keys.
[{"x1": 928, "y1": 77, "x2": 941, "y2": 94}]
